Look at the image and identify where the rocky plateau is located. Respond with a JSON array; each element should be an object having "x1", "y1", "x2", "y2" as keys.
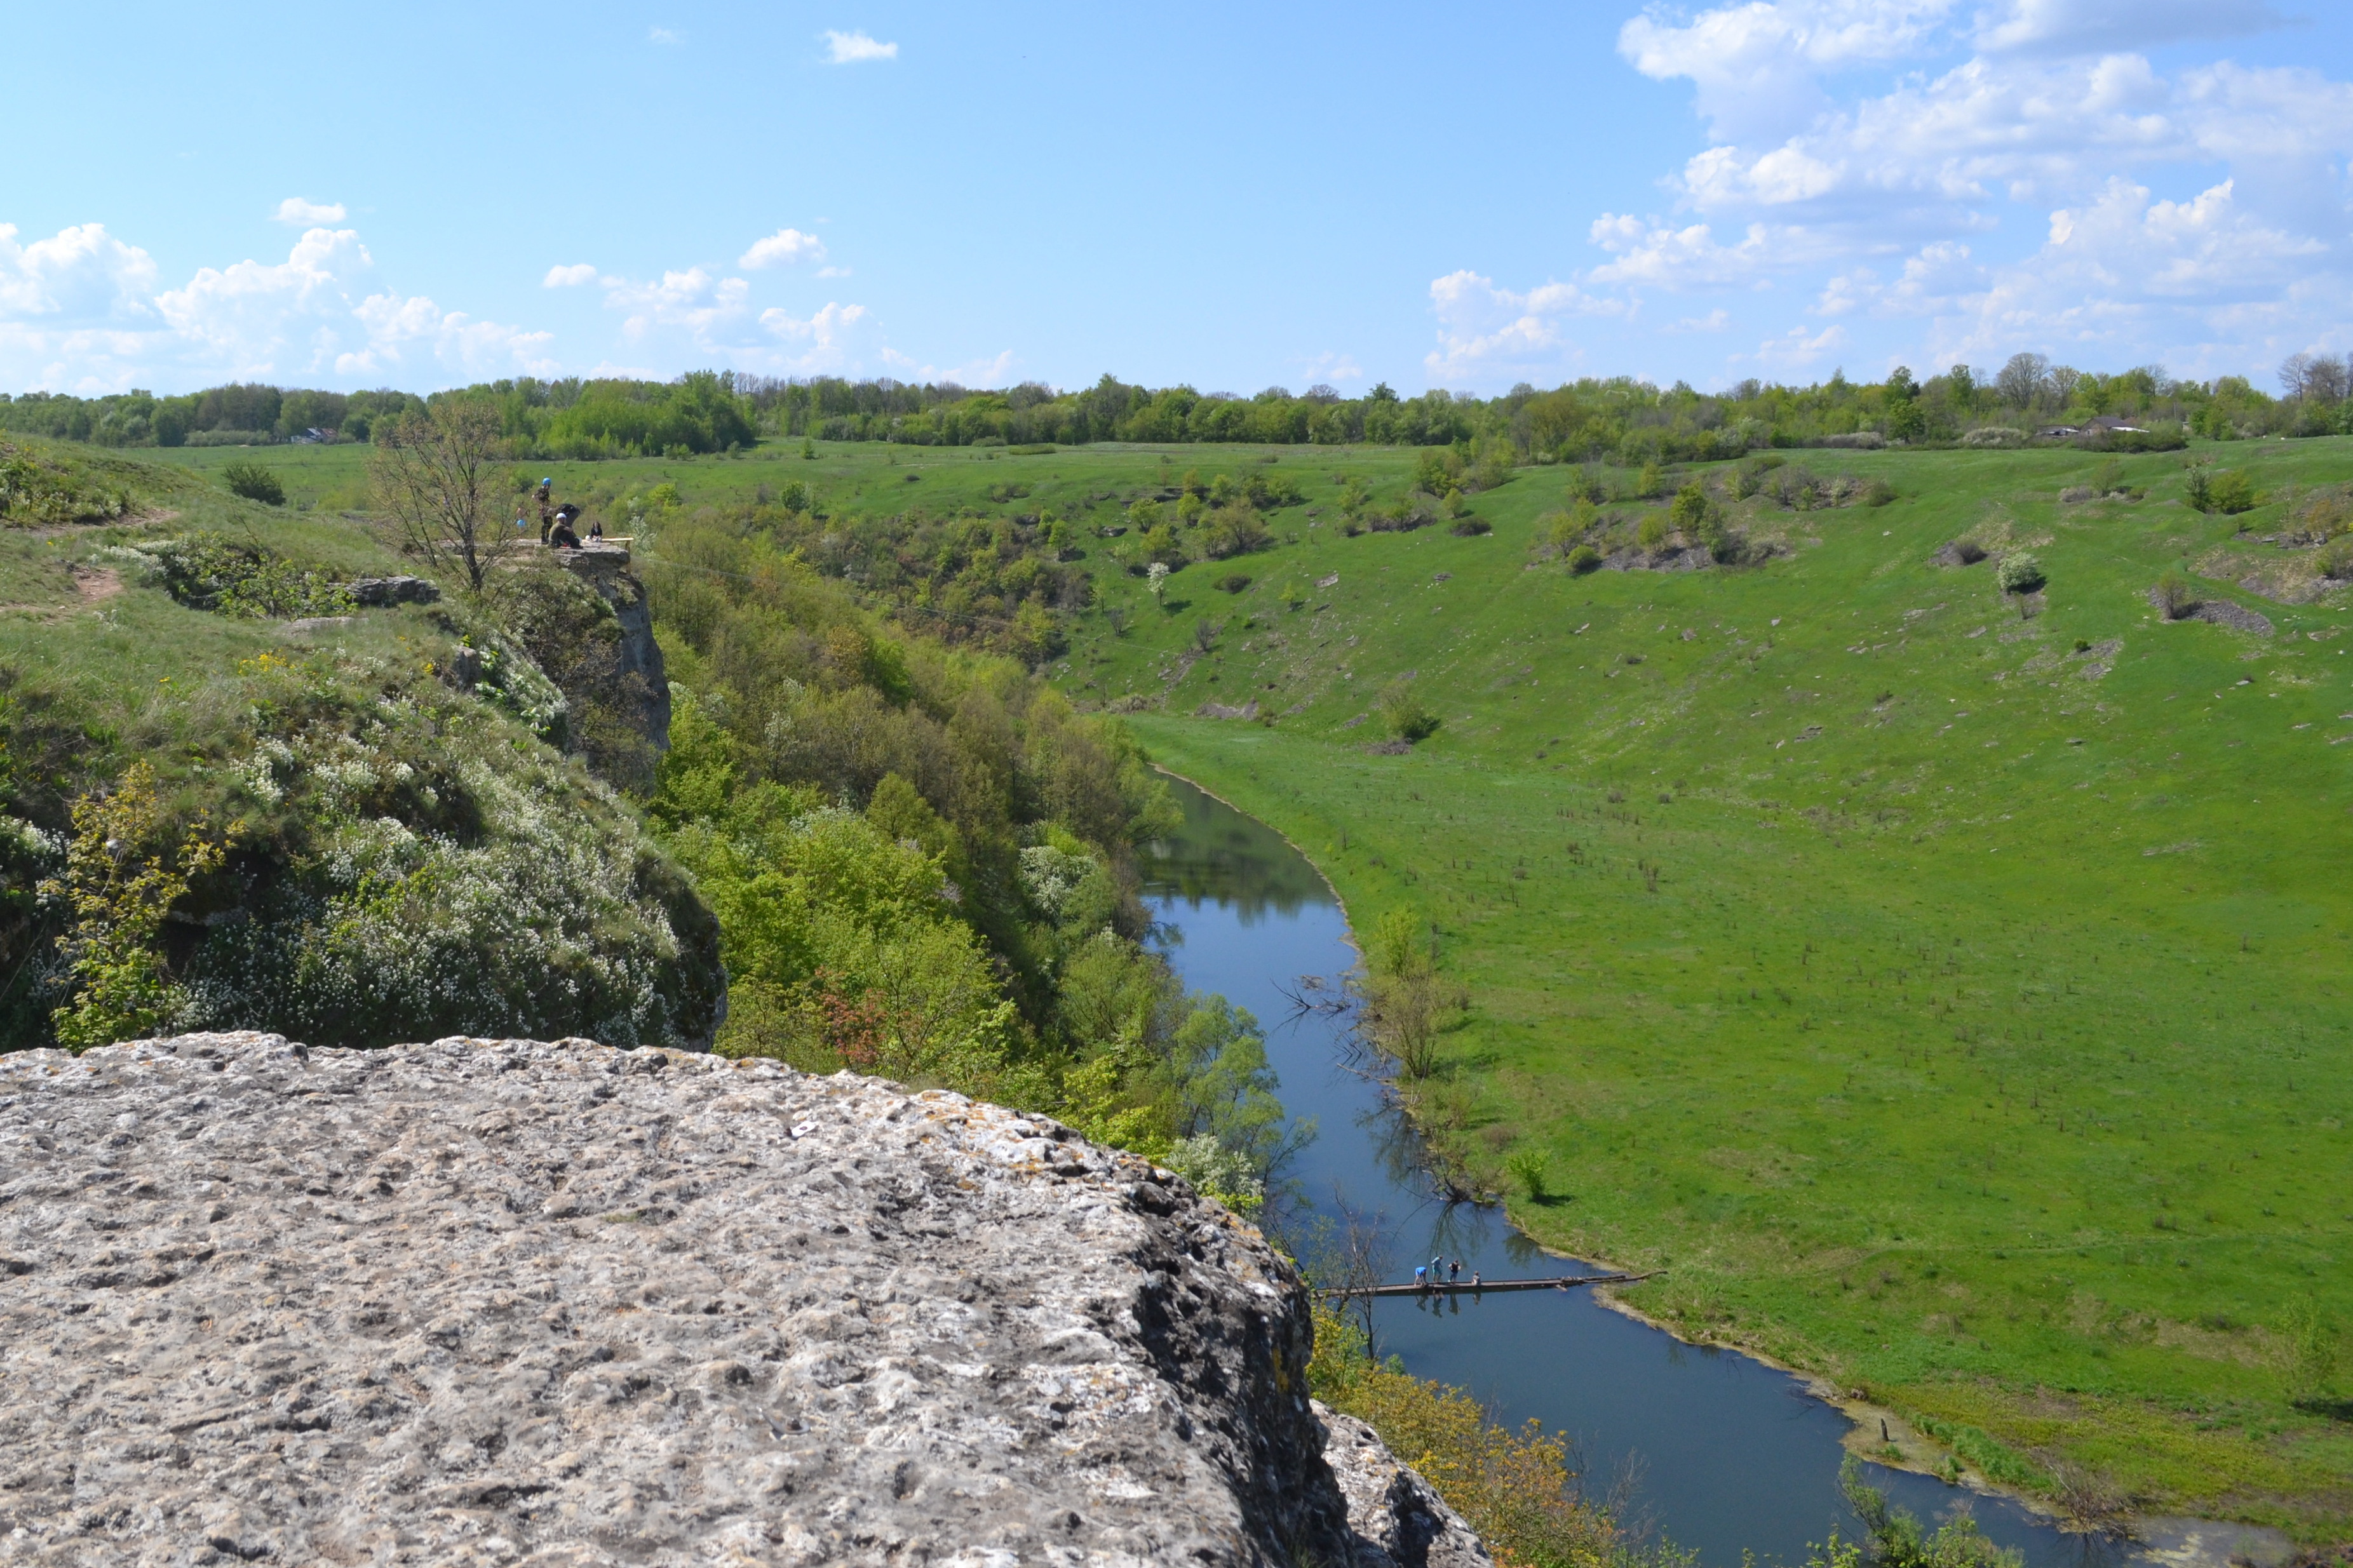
[{"x1": 0, "y1": 1033, "x2": 1484, "y2": 1567}]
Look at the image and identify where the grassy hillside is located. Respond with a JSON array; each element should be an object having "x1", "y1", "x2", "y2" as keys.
[
  {"x1": 119, "y1": 431, "x2": 2353, "y2": 1531},
  {"x1": 0, "y1": 434, "x2": 724, "y2": 1049},
  {"x1": 1081, "y1": 440, "x2": 2353, "y2": 1536}
]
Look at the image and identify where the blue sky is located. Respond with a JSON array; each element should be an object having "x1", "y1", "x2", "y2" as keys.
[{"x1": 6, "y1": 1, "x2": 2351, "y2": 397}]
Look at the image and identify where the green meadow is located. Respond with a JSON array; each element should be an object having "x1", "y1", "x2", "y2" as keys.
[{"x1": 136, "y1": 431, "x2": 2353, "y2": 1533}]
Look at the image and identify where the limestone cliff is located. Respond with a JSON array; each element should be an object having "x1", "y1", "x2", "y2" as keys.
[
  {"x1": 0, "y1": 1034, "x2": 1487, "y2": 1567},
  {"x1": 558, "y1": 549, "x2": 671, "y2": 751}
]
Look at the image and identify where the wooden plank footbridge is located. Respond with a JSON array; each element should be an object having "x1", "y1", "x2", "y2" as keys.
[{"x1": 1321, "y1": 1270, "x2": 1657, "y2": 1299}]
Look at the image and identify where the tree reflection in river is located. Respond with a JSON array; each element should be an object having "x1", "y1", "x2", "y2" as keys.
[{"x1": 1141, "y1": 777, "x2": 1332, "y2": 917}]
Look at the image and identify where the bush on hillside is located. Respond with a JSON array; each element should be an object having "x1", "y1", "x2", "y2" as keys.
[
  {"x1": 1379, "y1": 676, "x2": 1441, "y2": 744},
  {"x1": 140, "y1": 534, "x2": 355, "y2": 620},
  {"x1": 1566, "y1": 544, "x2": 1603, "y2": 575},
  {"x1": 2186, "y1": 465, "x2": 2259, "y2": 515},
  {"x1": 2155, "y1": 569, "x2": 2199, "y2": 619},
  {"x1": 7, "y1": 643, "x2": 724, "y2": 1053},
  {"x1": 0, "y1": 445, "x2": 133, "y2": 526},
  {"x1": 219, "y1": 460, "x2": 285, "y2": 505},
  {"x1": 1307, "y1": 1304, "x2": 1628, "y2": 1566},
  {"x1": 1996, "y1": 552, "x2": 2046, "y2": 594}
]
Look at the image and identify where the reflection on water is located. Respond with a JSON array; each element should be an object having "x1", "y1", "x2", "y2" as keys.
[
  {"x1": 1143, "y1": 780, "x2": 1333, "y2": 919},
  {"x1": 1138, "y1": 772, "x2": 2261, "y2": 1568}
]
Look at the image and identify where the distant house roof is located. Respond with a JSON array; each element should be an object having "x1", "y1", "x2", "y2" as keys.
[{"x1": 2037, "y1": 417, "x2": 2146, "y2": 438}]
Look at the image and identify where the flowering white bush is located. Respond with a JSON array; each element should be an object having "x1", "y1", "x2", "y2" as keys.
[{"x1": 167, "y1": 652, "x2": 722, "y2": 1047}]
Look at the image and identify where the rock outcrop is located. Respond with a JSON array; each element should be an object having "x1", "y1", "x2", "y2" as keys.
[
  {"x1": 558, "y1": 552, "x2": 671, "y2": 749},
  {"x1": 0, "y1": 1034, "x2": 1486, "y2": 1567},
  {"x1": 347, "y1": 574, "x2": 443, "y2": 607}
]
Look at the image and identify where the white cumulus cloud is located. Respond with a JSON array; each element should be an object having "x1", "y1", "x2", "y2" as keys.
[
  {"x1": 739, "y1": 229, "x2": 826, "y2": 269},
  {"x1": 1, "y1": 221, "x2": 557, "y2": 389},
  {"x1": 1424, "y1": 271, "x2": 1623, "y2": 381},
  {"x1": 824, "y1": 29, "x2": 897, "y2": 64},
  {"x1": 272, "y1": 198, "x2": 347, "y2": 226},
  {"x1": 0, "y1": 223, "x2": 158, "y2": 323},
  {"x1": 601, "y1": 267, "x2": 751, "y2": 344},
  {"x1": 760, "y1": 301, "x2": 870, "y2": 373},
  {"x1": 543, "y1": 262, "x2": 600, "y2": 288}
]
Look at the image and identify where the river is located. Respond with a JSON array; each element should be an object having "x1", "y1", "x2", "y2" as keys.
[{"x1": 1140, "y1": 773, "x2": 2275, "y2": 1568}]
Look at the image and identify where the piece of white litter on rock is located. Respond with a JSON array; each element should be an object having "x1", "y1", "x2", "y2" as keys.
[{"x1": 790, "y1": 1121, "x2": 818, "y2": 1139}]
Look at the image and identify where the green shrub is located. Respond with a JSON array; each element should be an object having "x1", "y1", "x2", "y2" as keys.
[
  {"x1": 1217, "y1": 573, "x2": 1251, "y2": 594},
  {"x1": 1379, "y1": 677, "x2": 1441, "y2": 743},
  {"x1": 1819, "y1": 1456, "x2": 2022, "y2": 1568},
  {"x1": 2155, "y1": 568, "x2": 2198, "y2": 619},
  {"x1": 1506, "y1": 1146, "x2": 1549, "y2": 1201},
  {"x1": 44, "y1": 762, "x2": 223, "y2": 1051},
  {"x1": 0, "y1": 445, "x2": 133, "y2": 525},
  {"x1": 1863, "y1": 478, "x2": 1898, "y2": 506},
  {"x1": 1637, "y1": 513, "x2": 1668, "y2": 552},
  {"x1": 1995, "y1": 552, "x2": 2046, "y2": 594},
  {"x1": 2187, "y1": 465, "x2": 2258, "y2": 514},
  {"x1": 219, "y1": 460, "x2": 285, "y2": 506},
  {"x1": 2282, "y1": 1295, "x2": 2339, "y2": 1405},
  {"x1": 1307, "y1": 1304, "x2": 1629, "y2": 1567},
  {"x1": 145, "y1": 534, "x2": 356, "y2": 620},
  {"x1": 2209, "y1": 468, "x2": 2258, "y2": 514},
  {"x1": 1566, "y1": 543, "x2": 1603, "y2": 575}
]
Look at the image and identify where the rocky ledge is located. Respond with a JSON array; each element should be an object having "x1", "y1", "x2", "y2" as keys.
[{"x1": 0, "y1": 1034, "x2": 1485, "y2": 1567}]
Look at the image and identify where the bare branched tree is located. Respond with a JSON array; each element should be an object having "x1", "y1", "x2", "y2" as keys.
[{"x1": 369, "y1": 399, "x2": 515, "y2": 595}]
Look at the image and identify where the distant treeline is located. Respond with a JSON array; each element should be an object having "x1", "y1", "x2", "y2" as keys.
[
  {"x1": 6, "y1": 351, "x2": 2348, "y2": 461},
  {"x1": 0, "y1": 384, "x2": 428, "y2": 449}
]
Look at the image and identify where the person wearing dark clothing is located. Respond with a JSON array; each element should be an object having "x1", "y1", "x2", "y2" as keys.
[
  {"x1": 537, "y1": 477, "x2": 555, "y2": 543},
  {"x1": 549, "y1": 504, "x2": 583, "y2": 550}
]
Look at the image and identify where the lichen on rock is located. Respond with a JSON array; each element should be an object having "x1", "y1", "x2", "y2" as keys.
[{"x1": 0, "y1": 1032, "x2": 1483, "y2": 1566}]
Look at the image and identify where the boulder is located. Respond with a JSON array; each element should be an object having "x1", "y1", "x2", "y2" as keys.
[{"x1": 347, "y1": 575, "x2": 442, "y2": 606}]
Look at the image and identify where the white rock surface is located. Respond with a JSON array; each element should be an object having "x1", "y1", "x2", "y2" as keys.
[{"x1": 0, "y1": 1033, "x2": 1485, "y2": 1566}]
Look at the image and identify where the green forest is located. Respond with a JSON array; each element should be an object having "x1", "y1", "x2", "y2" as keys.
[{"x1": 4, "y1": 351, "x2": 2346, "y2": 461}]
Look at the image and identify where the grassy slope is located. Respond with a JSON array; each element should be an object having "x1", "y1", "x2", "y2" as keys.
[
  {"x1": 1107, "y1": 441, "x2": 2353, "y2": 1535},
  {"x1": 1, "y1": 453, "x2": 423, "y2": 707},
  {"x1": 142, "y1": 434, "x2": 2353, "y2": 1532}
]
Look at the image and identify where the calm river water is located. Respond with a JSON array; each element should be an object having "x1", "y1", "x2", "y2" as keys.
[{"x1": 1142, "y1": 774, "x2": 2192, "y2": 1568}]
